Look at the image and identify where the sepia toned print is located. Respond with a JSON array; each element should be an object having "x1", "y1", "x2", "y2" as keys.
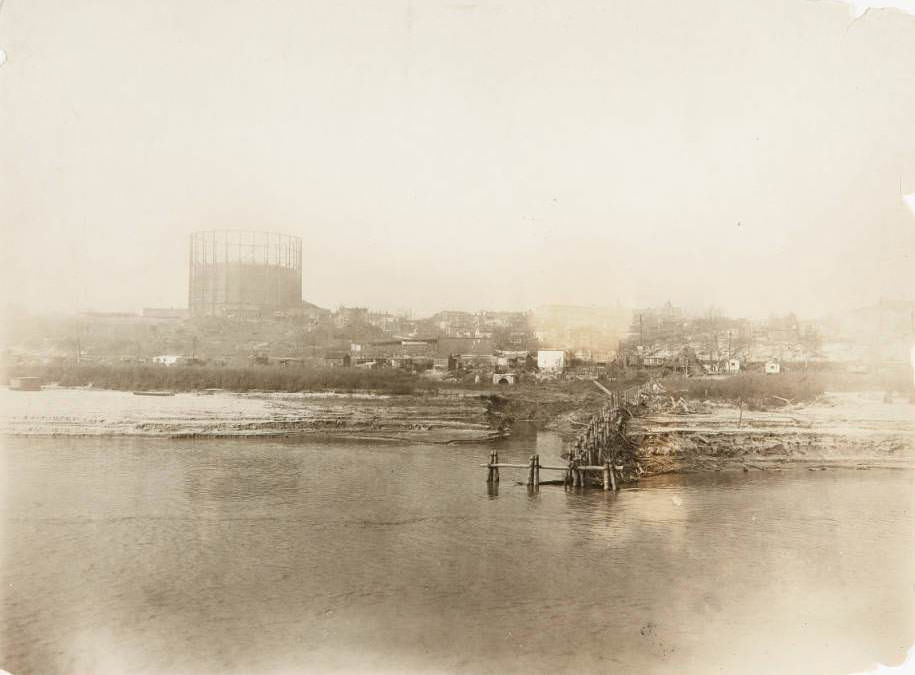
[{"x1": 1, "y1": 1, "x2": 914, "y2": 673}]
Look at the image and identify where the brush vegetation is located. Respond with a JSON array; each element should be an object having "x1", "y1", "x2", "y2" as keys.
[
  {"x1": 661, "y1": 372, "x2": 825, "y2": 407},
  {"x1": 5, "y1": 364, "x2": 422, "y2": 395}
]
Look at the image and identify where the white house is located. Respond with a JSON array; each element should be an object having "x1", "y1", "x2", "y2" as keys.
[
  {"x1": 152, "y1": 354, "x2": 183, "y2": 366},
  {"x1": 727, "y1": 358, "x2": 741, "y2": 373},
  {"x1": 537, "y1": 349, "x2": 567, "y2": 372},
  {"x1": 765, "y1": 359, "x2": 781, "y2": 375}
]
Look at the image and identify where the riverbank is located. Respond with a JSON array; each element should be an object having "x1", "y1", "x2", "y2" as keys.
[
  {"x1": 0, "y1": 386, "x2": 502, "y2": 443},
  {"x1": 3, "y1": 385, "x2": 911, "y2": 473},
  {"x1": 0, "y1": 379, "x2": 628, "y2": 443},
  {"x1": 629, "y1": 391, "x2": 915, "y2": 474}
]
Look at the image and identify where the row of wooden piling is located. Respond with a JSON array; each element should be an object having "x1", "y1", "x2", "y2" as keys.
[
  {"x1": 482, "y1": 452, "x2": 620, "y2": 490},
  {"x1": 482, "y1": 381, "x2": 655, "y2": 490},
  {"x1": 570, "y1": 381, "x2": 654, "y2": 484},
  {"x1": 485, "y1": 450, "x2": 500, "y2": 483}
]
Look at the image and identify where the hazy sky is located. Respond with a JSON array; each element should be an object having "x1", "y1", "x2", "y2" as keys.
[{"x1": 1, "y1": 0, "x2": 913, "y2": 318}]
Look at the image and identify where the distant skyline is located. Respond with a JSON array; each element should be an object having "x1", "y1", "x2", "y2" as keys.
[{"x1": 2, "y1": 0, "x2": 914, "y2": 320}]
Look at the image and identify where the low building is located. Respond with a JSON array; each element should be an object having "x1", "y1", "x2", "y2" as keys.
[
  {"x1": 492, "y1": 373, "x2": 516, "y2": 385},
  {"x1": 152, "y1": 354, "x2": 185, "y2": 366},
  {"x1": 435, "y1": 337, "x2": 494, "y2": 357},
  {"x1": 537, "y1": 349, "x2": 567, "y2": 372},
  {"x1": 764, "y1": 359, "x2": 781, "y2": 375},
  {"x1": 323, "y1": 352, "x2": 352, "y2": 367},
  {"x1": 727, "y1": 359, "x2": 741, "y2": 373}
]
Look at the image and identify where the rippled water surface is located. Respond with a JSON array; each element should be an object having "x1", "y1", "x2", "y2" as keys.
[{"x1": 1, "y1": 433, "x2": 912, "y2": 674}]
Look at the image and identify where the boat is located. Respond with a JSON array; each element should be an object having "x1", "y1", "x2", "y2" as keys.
[
  {"x1": 9, "y1": 377, "x2": 42, "y2": 391},
  {"x1": 132, "y1": 391, "x2": 176, "y2": 397}
]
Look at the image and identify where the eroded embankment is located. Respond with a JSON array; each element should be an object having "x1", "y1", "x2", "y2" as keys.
[
  {"x1": 629, "y1": 392, "x2": 915, "y2": 474},
  {"x1": 0, "y1": 387, "x2": 502, "y2": 443}
]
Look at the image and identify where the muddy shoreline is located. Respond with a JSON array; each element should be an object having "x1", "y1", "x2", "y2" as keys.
[
  {"x1": 2, "y1": 387, "x2": 912, "y2": 474},
  {"x1": 628, "y1": 392, "x2": 915, "y2": 475},
  {"x1": 0, "y1": 386, "x2": 503, "y2": 443},
  {"x1": 0, "y1": 381, "x2": 609, "y2": 444}
]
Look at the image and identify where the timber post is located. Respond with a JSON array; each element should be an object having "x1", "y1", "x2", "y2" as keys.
[{"x1": 480, "y1": 379, "x2": 654, "y2": 489}]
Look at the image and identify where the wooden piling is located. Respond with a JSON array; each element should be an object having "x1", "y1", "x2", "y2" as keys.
[
  {"x1": 533, "y1": 454, "x2": 540, "y2": 487},
  {"x1": 527, "y1": 455, "x2": 536, "y2": 487},
  {"x1": 609, "y1": 462, "x2": 617, "y2": 491},
  {"x1": 493, "y1": 451, "x2": 500, "y2": 482},
  {"x1": 602, "y1": 462, "x2": 610, "y2": 491}
]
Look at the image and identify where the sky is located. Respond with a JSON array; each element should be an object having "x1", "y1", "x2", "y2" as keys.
[{"x1": 1, "y1": 0, "x2": 914, "y2": 319}]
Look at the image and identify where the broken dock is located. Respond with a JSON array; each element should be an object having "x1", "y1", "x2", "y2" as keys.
[{"x1": 482, "y1": 380, "x2": 656, "y2": 489}]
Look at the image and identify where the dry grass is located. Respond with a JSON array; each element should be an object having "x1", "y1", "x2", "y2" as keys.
[
  {"x1": 661, "y1": 372, "x2": 824, "y2": 406},
  {"x1": 5, "y1": 364, "x2": 422, "y2": 395}
]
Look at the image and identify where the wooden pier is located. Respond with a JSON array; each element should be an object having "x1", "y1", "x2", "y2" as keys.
[
  {"x1": 481, "y1": 452, "x2": 622, "y2": 490},
  {"x1": 483, "y1": 380, "x2": 656, "y2": 489}
]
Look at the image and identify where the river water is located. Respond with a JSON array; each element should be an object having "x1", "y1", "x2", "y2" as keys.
[{"x1": 1, "y1": 431, "x2": 912, "y2": 675}]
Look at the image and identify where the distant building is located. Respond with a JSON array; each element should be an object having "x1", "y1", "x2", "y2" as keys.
[
  {"x1": 727, "y1": 358, "x2": 741, "y2": 373},
  {"x1": 435, "y1": 337, "x2": 494, "y2": 357},
  {"x1": 188, "y1": 230, "x2": 302, "y2": 317},
  {"x1": 765, "y1": 359, "x2": 781, "y2": 375},
  {"x1": 333, "y1": 307, "x2": 369, "y2": 329},
  {"x1": 323, "y1": 352, "x2": 352, "y2": 367},
  {"x1": 537, "y1": 349, "x2": 567, "y2": 372},
  {"x1": 492, "y1": 373, "x2": 516, "y2": 385},
  {"x1": 152, "y1": 354, "x2": 184, "y2": 366}
]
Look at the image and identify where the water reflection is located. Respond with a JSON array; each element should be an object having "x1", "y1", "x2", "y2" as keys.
[
  {"x1": 1, "y1": 434, "x2": 912, "y2": 675},
  {"x1": 183, "y1": 451, "x2": 305, "y2": 506}
]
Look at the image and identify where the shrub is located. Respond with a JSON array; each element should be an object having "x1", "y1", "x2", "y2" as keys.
[
  {"x1": 4, "y1": 364, "x2": 421, "y2": 395},
  {"x1": 661, "y1": 372, "x2": 824, "y2": 406}
]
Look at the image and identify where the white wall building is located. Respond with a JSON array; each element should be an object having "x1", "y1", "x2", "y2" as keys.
[
  {"x1": 153, "y1": 355, "x2": 183, "y2": 366},
  {"x1": 537, "y1": 349, "x2": 567, "y2": 372}
]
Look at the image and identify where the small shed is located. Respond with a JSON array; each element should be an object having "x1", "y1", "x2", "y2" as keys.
[{"x1": 764, "y1": 359, "x2": 781, "y2": 375}]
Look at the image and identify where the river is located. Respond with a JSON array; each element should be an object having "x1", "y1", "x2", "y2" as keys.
[{"x1": 1, "y1": 432, "x2": 912, "y2": 674}]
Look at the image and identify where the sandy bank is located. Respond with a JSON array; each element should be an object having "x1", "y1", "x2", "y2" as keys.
[{"x1": 0, "y1": 386, "x2": 502, "y2": 443}]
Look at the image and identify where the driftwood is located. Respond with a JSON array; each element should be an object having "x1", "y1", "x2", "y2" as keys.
[{"x1": 486, "y1": 380, "x2": 655, "y2": 490}]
